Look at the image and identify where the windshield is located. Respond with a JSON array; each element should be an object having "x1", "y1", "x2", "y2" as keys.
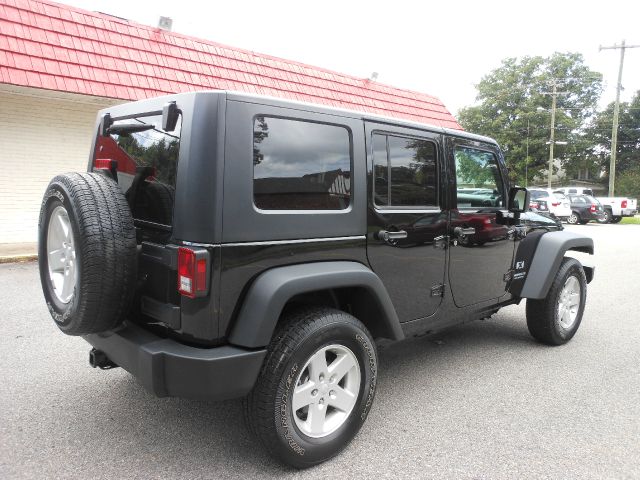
[{"x1": 95, "y1": 114, "x2": 181, "y2": 228}]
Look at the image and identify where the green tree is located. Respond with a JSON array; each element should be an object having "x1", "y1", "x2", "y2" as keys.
[{"x1": 458, "y1": 53, "x2": 603, "y2": 185}]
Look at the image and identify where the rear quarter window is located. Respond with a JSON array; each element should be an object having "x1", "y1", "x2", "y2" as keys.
[{"x1": 252, "y1": 116, "x2": 352, "y2": 211}]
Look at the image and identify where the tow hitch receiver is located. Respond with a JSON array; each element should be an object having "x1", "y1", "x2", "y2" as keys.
[{"x1": 89, "y1": 348, "x2": 118, "y2": 370}]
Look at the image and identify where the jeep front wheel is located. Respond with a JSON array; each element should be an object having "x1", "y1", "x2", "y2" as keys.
[
  {"x1": 244, "y1": 307, "x2": 377, "y2": 468},
  {"x1": 525, "y1": 257, "x2": 587, "y2": 345}
]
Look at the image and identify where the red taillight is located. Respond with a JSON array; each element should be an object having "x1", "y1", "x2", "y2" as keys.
[
  {"x1": 177, "y1": 247, "x2": 209, "y2": 298},
  {"x1": 621, "y1": 200, "x2": 628, "y2": 208},
  {"x1": 552, "y1": 202, "x2": 560, "y2": 207},
  {"x1": 530, "y1": 201, "x2": 538, "y2": 209},
  {"x1": 590, "y1": 204, "x2": 596, "y2": 212},
  {"x1": 178, "y1": 248, "x2": 196, "y2": 297},
  {"x1": 196, "y1": 259, "x2": 207, "y2": 292}
]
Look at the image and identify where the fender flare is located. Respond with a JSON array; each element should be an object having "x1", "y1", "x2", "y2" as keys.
[
  {"x1": 228, "y1": 261, "x2": 404, "y2": 348},
  {"x1": 519, "y1": 230, "x2": 594, "y2": 299}
]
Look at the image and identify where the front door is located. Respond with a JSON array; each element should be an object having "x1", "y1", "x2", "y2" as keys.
[
  {"x1": 365, "y1": 123, "x2": 447, "y2": 322},
  {"x1": 447, "y1": 140, "x2": 515, "y2": 307}
]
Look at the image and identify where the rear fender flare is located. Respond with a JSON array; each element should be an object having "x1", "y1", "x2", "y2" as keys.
[{"x1": 228, "y1": 261, "x2": 404, "y2": 348}]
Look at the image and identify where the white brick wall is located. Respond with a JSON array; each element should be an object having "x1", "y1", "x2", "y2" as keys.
[{"x1": 0, "y1": 87, "x2": 120, "y2": 243}]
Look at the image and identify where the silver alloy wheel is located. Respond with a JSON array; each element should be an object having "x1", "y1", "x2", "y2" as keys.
[
  {"x1": 568, "y1": 213, "x2": 578, "y2": 224},
  {"x1": 47, "y1": 206, "x2": 77, "y2": 304},
  {"x1": 557, "y1": 275, "x2": 581, "y2": 329},
  {"x1": 292, "y1": 344, "x2": 361, "y2": 438}
]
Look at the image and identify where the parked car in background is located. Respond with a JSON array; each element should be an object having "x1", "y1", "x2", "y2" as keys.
[
  {"x1": 595, "y1": 196, "x2": 638, "y2": 223},
  {"x1": 566, "y1": 194, "x2": 606, "y2": 224},
  {"x1": 456, "y1": 188, "x2": 502, "y2": 207},
  {"x1": 529, "y1": 189, "x2": 571, "y2": 221},
  {"x1": 528, "y1": 192, "x2": 549, "y2": 213},
  {"x1": 555, "y1": 187, "x2": 596, "y2": 197}
]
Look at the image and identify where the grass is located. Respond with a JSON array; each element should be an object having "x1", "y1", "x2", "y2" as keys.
[{"x1": 620, "y1": 216, "x2": 640, "y2": 225}]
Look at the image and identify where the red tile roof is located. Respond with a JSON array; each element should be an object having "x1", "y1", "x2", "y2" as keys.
[{"x1": 0, "y1": 0, "x2": 461, "y2": 129}]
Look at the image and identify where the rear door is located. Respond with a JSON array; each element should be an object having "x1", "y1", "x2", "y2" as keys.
[
  {"x1": 447, "y1": 138, "x2": 514, "y2": 307},
  {"x1": 365, "y1": 123, "x2": 447, "y2": 321}
]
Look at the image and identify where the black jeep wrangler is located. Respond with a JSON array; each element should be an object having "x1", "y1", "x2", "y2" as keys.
[{"x1": 38, "y1": 91, "x2": 594, "y2": 468}]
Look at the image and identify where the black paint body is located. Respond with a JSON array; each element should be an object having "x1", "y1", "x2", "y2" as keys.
[{"x1": 90, "y1": 91, "x2": 564, "y2": 348}]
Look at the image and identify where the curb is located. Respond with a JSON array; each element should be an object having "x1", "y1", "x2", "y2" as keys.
[{"x1": 0, "y1": 254, "x2": 38, "y2": 264}]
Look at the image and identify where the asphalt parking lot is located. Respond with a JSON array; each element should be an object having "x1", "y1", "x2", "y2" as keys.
[{"x1": 1, "y1": 223, "x2": 639, "y2": 479}]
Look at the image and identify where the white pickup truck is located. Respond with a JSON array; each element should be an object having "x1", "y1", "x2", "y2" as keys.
[{"x1": 595, "y1": 197, "x2": 638, "y2": 223}]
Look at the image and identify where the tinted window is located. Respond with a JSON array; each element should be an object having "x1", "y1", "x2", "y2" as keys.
[
  {"x1": 253, "y1": 116, "x2": 351, "y2": 210},
  {"x1": 372, "y1": 134, "x2": 437, "y2": 207},
  {"x1": 568, "y1": 189, "x2": 577, "y2": 193},
  {"x1": 96, "y1": 114, "x2": 180, "y2": 226},
  {"x1": 454, "y1": 147, "x2": 504, "y2": 207},
  {"x1": 583, "y1": 189, "x2": 594, "y2": 196}
]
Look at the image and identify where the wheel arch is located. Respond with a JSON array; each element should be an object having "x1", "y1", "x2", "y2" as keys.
[
  {"x1": 518, "y1": 231, "x2": 594, "y2": 299},
  {"x1": 228, "y1": 261, "x2": 404, "y2": 348}
]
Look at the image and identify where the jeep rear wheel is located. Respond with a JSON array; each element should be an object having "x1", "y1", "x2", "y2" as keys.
[
  {"x1": 244, "y1": 307, "x2": 377, "y2": 468},
  {"x1": 610, "y1": 216, "x2": 623, "y2": 223},
  {"x1": 38, "y1": 172, "x2": 137, "y2": 335},
  {"x1": 526, "y1": 257, "x2": 587, "y2": 345}
]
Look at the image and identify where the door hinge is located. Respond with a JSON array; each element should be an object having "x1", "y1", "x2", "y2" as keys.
[{"x1": 430, "y1": 283, "x2": 445, "y2": 297}]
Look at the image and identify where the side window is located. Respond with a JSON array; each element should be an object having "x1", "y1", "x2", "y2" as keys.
[
  {"x1": 568, "y1": 189, "x2": 577, "y2": 194},
  {"x1": 253, "y1": 116, "x2": 351, "y2": 210},
  {"x1": 454, "y1": 146, "x2": 504, "y2": 208},
  {"x1": 372, "y1": 133, "x2": 437, "y2": 207}
]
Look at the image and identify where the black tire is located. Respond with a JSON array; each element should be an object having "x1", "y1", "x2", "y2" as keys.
[
  {"x1": 526, "y1": 258, "x2": 587, "y2": 346},
  {"x1": 38, "y1": 172, "x2": 137, "y2": 335},
  {"x1": 244, "y1": 307, "x2": 378, "y2": 468},
  {"x1": 567, "y1": 212, "x2": 580, "y2": 224},
  {"x1": 610, "y1": 216, "x2": 623, "y2": 224},
  {"x1": 597, "y1": 209, "x2": 611, "y2": 223}
]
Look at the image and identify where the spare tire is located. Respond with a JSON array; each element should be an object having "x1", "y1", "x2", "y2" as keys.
[{"x1": 38, "y1": 172, "x2": 137, "y2": 335}]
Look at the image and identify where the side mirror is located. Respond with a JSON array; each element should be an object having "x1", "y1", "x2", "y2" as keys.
[{"x1": 508, "y1": 187, "x2": 530, "y2": 213}]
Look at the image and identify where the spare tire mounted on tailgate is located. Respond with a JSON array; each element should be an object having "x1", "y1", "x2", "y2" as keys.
[{"x1": 38, "y1": 172, "x2": 137, "y2": 335}]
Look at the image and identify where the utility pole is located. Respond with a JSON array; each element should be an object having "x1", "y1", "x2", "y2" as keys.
[
  {"x1": 600, "y1": 40, "x2": 640, "y2": 196},
  {"x1": 541, "y1": 82, "x2": 569, "y2": 189},
  {"x1": 548, "y1": 84, "x2": 557, "y2": 189},
  {"x1": 525, "y1": 118, "x2": 529, "y2": 187}
]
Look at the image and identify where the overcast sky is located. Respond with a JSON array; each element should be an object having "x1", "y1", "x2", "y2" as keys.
[{"x1": 60, "y1": 0, "x2": 640, "y2": 116}]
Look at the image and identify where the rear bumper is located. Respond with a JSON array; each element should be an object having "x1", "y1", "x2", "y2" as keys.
[
  {"x1": 621, "y1": 209, "x2": 637, "y2": 217},
  {"x1": 84, "y1": 323, "x2": 266, "y2": 400}
]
